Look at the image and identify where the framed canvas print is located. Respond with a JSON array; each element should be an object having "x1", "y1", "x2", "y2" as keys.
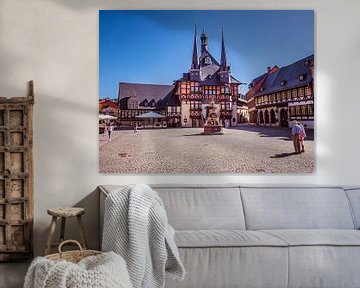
[{"x1": 99, "y1": 10, "x2": 314, "y2": 173}]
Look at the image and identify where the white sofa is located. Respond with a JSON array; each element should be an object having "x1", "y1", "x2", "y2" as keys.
[{"x1": 99, "y1": 185, "x2": 360, "y2": 288}]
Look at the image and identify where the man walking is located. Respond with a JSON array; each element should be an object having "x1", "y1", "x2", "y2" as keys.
[
  {"x1": 291, "y1": 120, "x2": 301, "y2": 154},
  {"x1": 298, "y1": 122, "x2": 307, "y2": 153}
]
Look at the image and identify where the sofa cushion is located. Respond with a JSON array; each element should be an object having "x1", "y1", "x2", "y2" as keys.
[
  {"x1": 345, "y1": 188, "x2": 360, "y2": 229},
  {"x1": 165, "y1": 247, "x2": 288, "y2": 288},
  {"x1": 262, "y1": 229, "x2": 360, "y2": 246},
  {"x1": 155, "y1": 187, "x2": 246, "y2": 230},
  {"x1": 241, "y1": 187, "x2": 355, "y2": 230},
  {"x1": 175, "y1": 230, "x2": 288, "y2": 248},
  {"x1": 287, "y1": 246, "x2": 360, "y2": 288},
  {"x1": 100, "y1": 185, "x2": 246, "y2": 230},
  {"x1": 262, "y1": 230, "x2": 360, "y2": 288}
]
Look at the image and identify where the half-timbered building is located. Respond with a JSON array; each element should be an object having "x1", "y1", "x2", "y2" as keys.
[
  {"x1": 118, "y1": 83, "x2": 179, "y2": 127},
  {"x1": 117, "y1": 29, "x2": 244, "y2": 128},
  {"x1": 251, "y1": 55, "x2": 314, "y2": 128},
  {"x1": 174, "y1": 29, "x2": 242, "y2": 127}
]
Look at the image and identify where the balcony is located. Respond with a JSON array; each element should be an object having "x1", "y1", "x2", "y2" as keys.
[
  {"x1": 190, "y1": 110, "x2": 202, "y2": 118},
  {"x1": 167, "y1": 112, "x2": 181, "y2": 117},
  {"x1": 220, "y1": 110, "x2": 232, "y2": 118}
]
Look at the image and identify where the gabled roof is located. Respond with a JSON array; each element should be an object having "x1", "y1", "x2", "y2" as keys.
[
  {"x1": 246, "y1": 66, "x2": 280, "y2": 100},
  {"x1": 230, "y1": 75, "x2": 241, "y2": 84},
  {"x1": 177, "y1": 48, "x2": 241, "y2": 85},
  {"x1": 199, "y1": 49, "x2": 220, "y2": 81},
  {"x1": 118, "y1": 82, "x2": 175, "y2": 109},
  {"x1": 254, "y1": 55, "x2": 314, "y2": 97},
  {"x1": 176, "y1": 29, "x2": 242, "y2": 86},
  {"x1": 158, "y1": 89, "x2": 181, "y2": 108},
  {"x1": 99, "y1": 99, "x2": 119, "y2": 110}
]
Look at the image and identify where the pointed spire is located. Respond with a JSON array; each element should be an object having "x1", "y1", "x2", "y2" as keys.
[
  {"x1": 220, "y1": 28, "x2": 228, "y2": 71},
  {"x1": 191, "y1": 26, "x2": 199, "y2": 69}
]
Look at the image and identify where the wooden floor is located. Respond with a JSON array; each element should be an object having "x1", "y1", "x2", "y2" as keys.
[{"x1": 0, "y1": 261, "x2": 30, "y2": 288}]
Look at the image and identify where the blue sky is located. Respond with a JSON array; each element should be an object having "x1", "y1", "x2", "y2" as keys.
[{"x1": 99, "y1": 10, "x2": 314, "y2": 98}]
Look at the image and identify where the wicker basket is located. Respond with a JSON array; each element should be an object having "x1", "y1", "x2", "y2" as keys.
[{"x1": 45, "y1": 240, "x2": 102, "y2": 263}]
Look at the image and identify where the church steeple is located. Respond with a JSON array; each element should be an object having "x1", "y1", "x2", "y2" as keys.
[
  {"x1": 191, "y1": 27, "x2": 199, "y2": 69},
  {"x1": 220, "y1": 28, "x2": 228, "y2": 71},
  {"x1": 189, "y1": 26, "x2": 201, "y2": 82},
  {"x1": 219, "y1": 28, "x2": 231, "y2": 83}
]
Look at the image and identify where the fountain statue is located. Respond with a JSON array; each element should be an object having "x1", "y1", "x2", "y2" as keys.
[{"x1": 203, "y1": 101, "x2": 223, "y2": 134}]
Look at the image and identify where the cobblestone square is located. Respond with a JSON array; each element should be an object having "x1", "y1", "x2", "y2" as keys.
[{"x1": 99, "y1": 126, "x2": 314, "y2": 173}]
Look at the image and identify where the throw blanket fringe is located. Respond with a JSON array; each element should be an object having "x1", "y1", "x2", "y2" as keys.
[{"x1": 102, "y1": 184, "x2": 185, "y2": 288}]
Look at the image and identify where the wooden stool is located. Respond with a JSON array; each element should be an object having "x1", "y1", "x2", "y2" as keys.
[{"x1": 45, "y1": 207, "x2": 87, "y2": 255}]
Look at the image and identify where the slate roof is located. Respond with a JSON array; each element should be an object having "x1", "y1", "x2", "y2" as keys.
[
  {"x1": 176, "y1": 48, "x2": 241, "y2": 85},
  {"x1": 158, "y1": 89, "x2": 181, "y2": 108},
  {"x1": 118, "y1": 82, "x2": 176, "y2": 109},
  {"x1": 254, "y1": 55, "x2": 314, "y2": 97},
  {"x1": 251, "y1": 73, "x2": 267, "y2": 87}
]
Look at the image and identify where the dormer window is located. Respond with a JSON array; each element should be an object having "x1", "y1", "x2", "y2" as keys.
[
  {"x1": 260, "y1": 87, "x2": 265, "y2": 92},
  {"x1": 299, "y1": 74, "x2": 305, "y2": 81},
  {"x1": 280, "y1": 80, "x2": 287, "y2": 86},
  {"x1": 304, "y1": 59, "x2": 310, "y2": 66},
  {"x1": 204, "y1": 57, "x2": 211, "y2": 65}
]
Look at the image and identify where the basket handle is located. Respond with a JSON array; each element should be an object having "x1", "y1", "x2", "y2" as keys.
[{"x1": 58, "y1": 240, "x2": 83, "y2": 255}]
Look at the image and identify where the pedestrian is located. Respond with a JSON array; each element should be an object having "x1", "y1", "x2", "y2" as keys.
[
  {"x1": 103, "y1": 122, "x2": 108, "y2": 138},
  {"x1": 298, "y1": 121, "x2": 307, "y2": 153},
  {"x1": 291, "y1": 120, "x2": 301, "y2": 154},
  {"x1": 134, "y1": 122, "x2": 138, "y2": 133},
  {"x1": 108, "y1": 122, "x2": 114, "y2": 141}
]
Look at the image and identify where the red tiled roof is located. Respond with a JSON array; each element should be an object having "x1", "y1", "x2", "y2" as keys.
[{"x1": 99, "y1": 99, "x2": 119, "y2": 110}]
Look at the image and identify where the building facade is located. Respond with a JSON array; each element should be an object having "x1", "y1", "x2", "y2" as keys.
[
  {"x1": 246, "y1": 66, "x2": 280, "y2": 124},
  {"x1": 118, "y1": 83, "x2": 177, "y2": 127},
  {"x1": 117, "y1": 29, "x2": 245, "y2": 128},
  {"x1": 248, "y1": 55, "x2": 314, "y2": 128},
  {"x1": 174, "y1": 29, "x2": 242, "y2": 128}
]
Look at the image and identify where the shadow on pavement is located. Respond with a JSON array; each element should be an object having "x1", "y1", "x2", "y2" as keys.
[
  {"x1": 182, "y1": 133, "x2": 225, "y2": 137},
  {"x1": 270, "y1": 152, "x2": 299, "y2": 158},
  {"x1": 231, "y1": 126, "x2": 314, "y2": 141}
]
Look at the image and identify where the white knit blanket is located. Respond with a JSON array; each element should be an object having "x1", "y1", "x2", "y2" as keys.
[
  {"x1": 24, "y1": 251, "x2": 133, "y2": 288},
  {"x1": 102, "y1": 184, "x2": 185, "y2": 288}
]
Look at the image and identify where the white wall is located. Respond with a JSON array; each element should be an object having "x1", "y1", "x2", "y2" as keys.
[{"x1": 0, "y1": 0, "x2": 360, "y2": 256}]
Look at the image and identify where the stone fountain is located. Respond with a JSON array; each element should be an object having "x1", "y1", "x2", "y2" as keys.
[{"x1": 203, "y1": 102, "x2": 223, "y2": 134}]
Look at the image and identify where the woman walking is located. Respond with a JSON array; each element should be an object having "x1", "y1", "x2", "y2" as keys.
[
  {"x1": 108, "y1": 122, "x2": 114, "y2": 141},
  {"x1": 291, "y1": 120, "x2": 301, "y2": 154}
]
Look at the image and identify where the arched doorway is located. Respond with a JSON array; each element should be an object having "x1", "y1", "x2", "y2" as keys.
[
  {"x1": 252, "y1": 111, "x2": 258, "y2": 124},
  {"x1": 270, "y1": 109, "x2": 276, "y2": 124},
  {"x1": 280, "y1": 109, "x2": 288, "y2": 127},
  {"x1": 259, "y1": 111, "x2": 264, "y2": 124},
  {"x1": 264, "y1": 110, "x2": 269, "y2": 124}
]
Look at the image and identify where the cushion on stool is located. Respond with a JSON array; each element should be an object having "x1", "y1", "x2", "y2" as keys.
[{"x1": 47, "y1": 207, "x2": 85, "y2": 217}]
